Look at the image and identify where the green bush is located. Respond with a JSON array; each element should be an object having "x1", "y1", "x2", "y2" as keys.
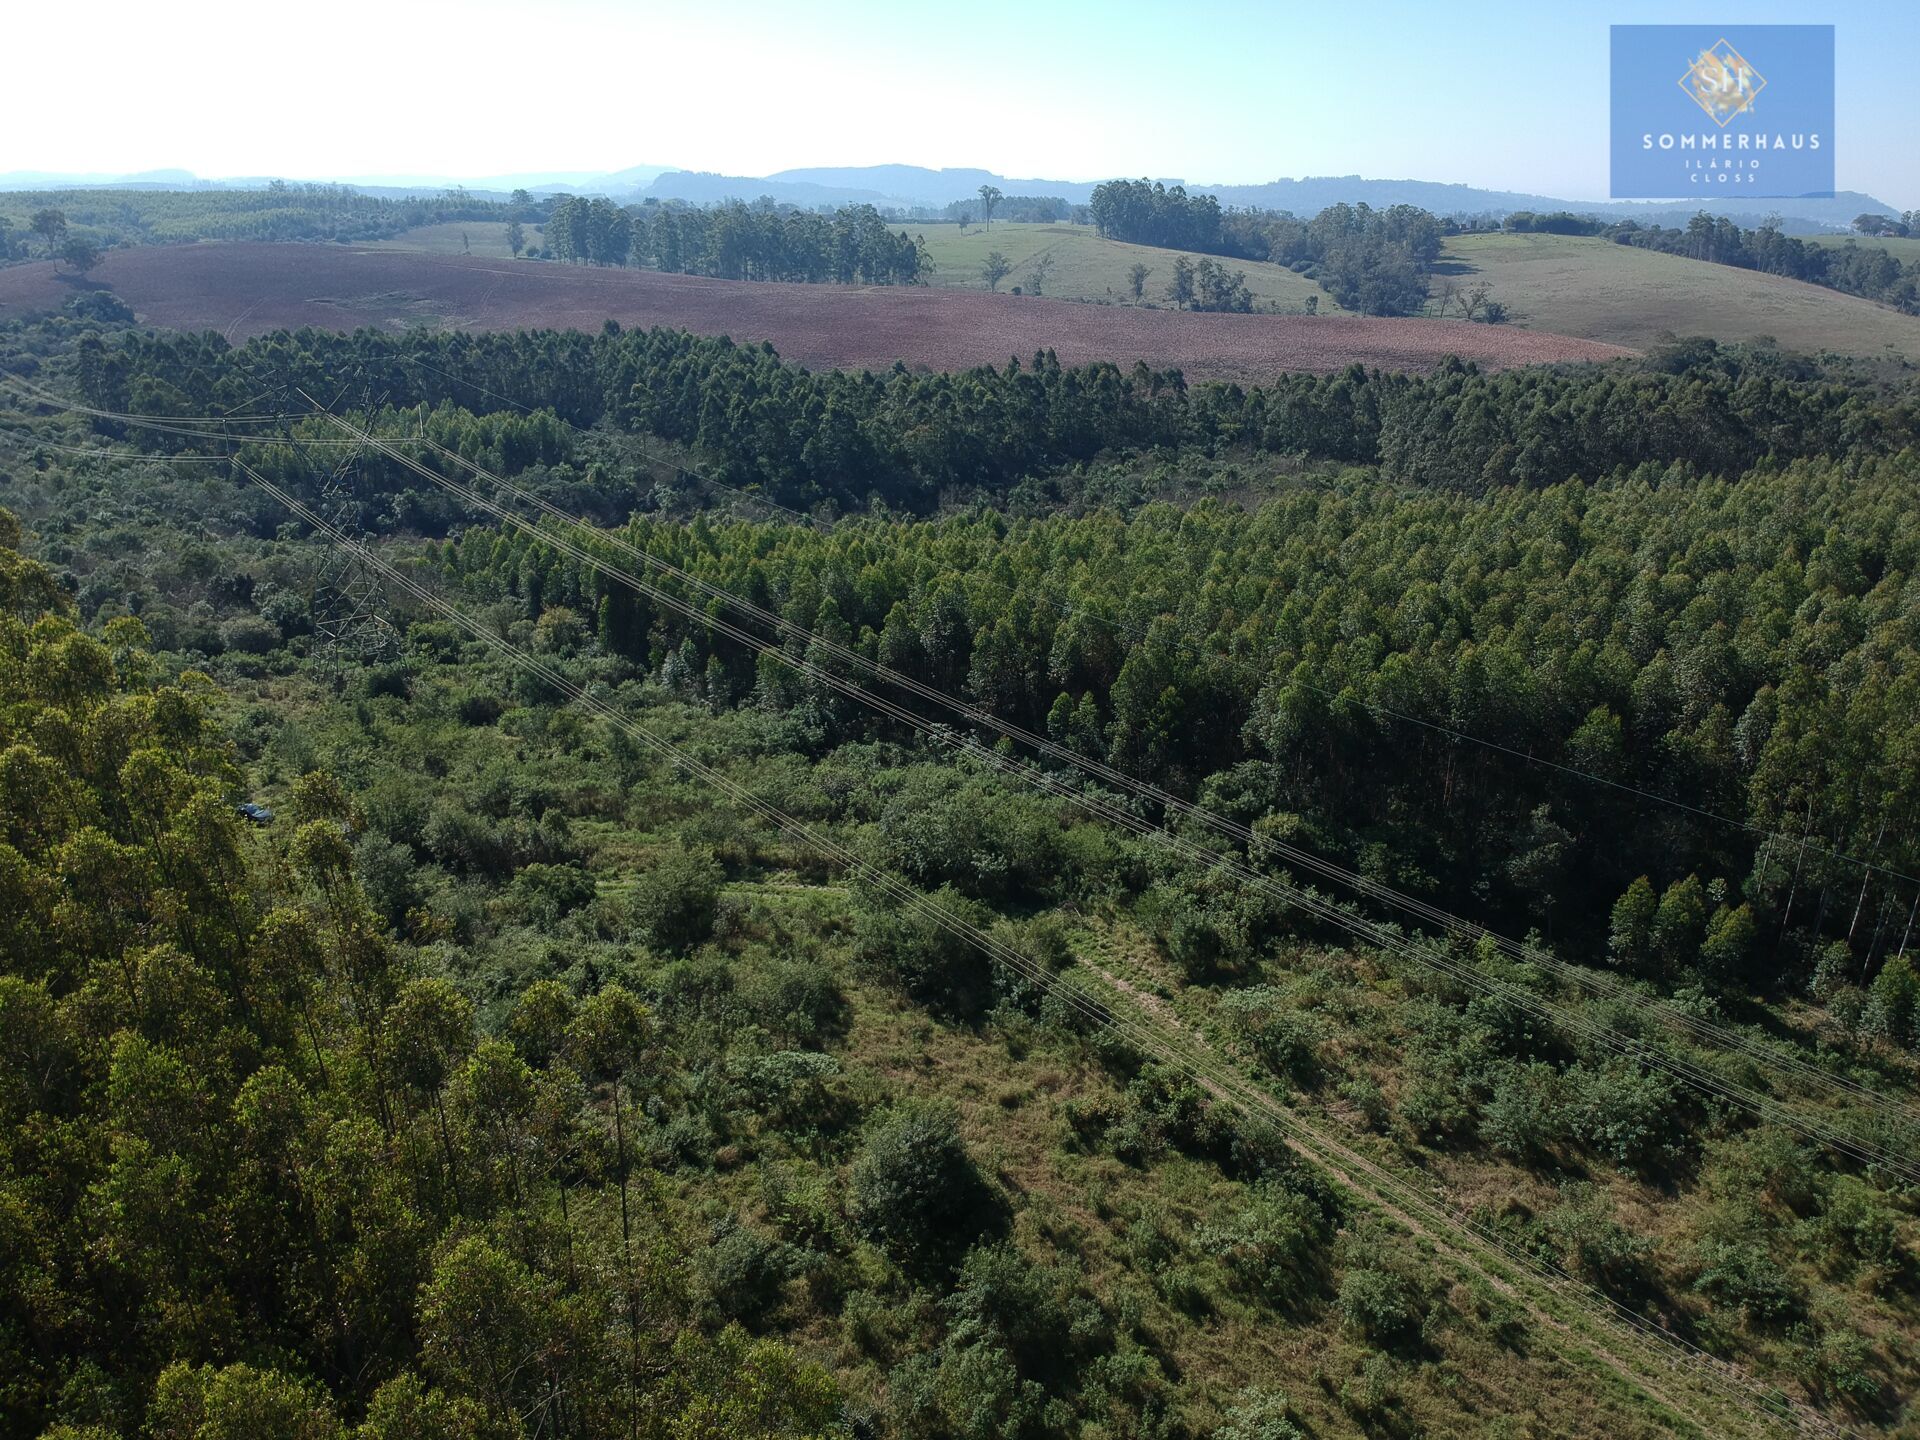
[
  {"x1": 1198, "y1": 1181, "x2": 1325, "y2": 1302},
  {"x1": 1216, "y1": 1387, "x2": 1307, "y2": 1440},
  {"x1": 1866, "y1": 954, "x2": 1919, "y2": 1049},
  {"x1": 1337, "y1": 1264, "x2": 1423, "y2": 1347},
  {"x1": 1217, "y1": 987, "x2": 1321, "y2": 1086},
  {"x1": 219, "y1": 613, "x2": 280, "y2": 655},
  {"x1": 1541, "y1": 1183, "x2": 1653, "y2": 1290},
  {"x1": 852, "y1": 882, "x2": 996, "y2": 1018},
  {"x1": 1692, "y1": 1238, "x2": 1805, "y2": 1325},
  {"x1": 628, "y1": 847, "x2": 722, "y2": 952},
  {"x1": 1479, "y1": 1062, "x2": 1568, "y2": 1162},
  {"x1": 701, "y1": 1218, "x2": 796, "y2": 1325},
  {"x1": 1569, "y1": 1062, "x2": 1682, "y2": 1174},
  {"x1": 1805, "y1": 1176, "x2": 1901, "y2": 1276},
  {"x1": 848, "y1": 1106, "x2": 1001, "y2": 1274}
]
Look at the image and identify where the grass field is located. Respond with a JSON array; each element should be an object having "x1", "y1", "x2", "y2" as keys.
[
  {"x1": 380, "y1": 218, "x2": 1338, "y2": 313},
  {"x1": 909, "y1": 221, "x2": 1340, "y2": 312},
  {"x1": 368, "y1": 220, "x2": 541, "y2": 259},
  {"x1": 1805, "y1": 232, "x2": 1920, "y2": 263},
  {"x1": 1435, "y1": 232, "x2": 1920, "y2": 359}
]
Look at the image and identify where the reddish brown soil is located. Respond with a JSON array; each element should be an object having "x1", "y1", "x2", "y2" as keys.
[{"x1": 0, "y1": 243, "x2": 1634, "y2": 379}]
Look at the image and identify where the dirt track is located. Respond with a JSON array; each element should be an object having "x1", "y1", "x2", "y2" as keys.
[{"x1": 0, "y1": 243, "x2": 1634, "y2": 381}]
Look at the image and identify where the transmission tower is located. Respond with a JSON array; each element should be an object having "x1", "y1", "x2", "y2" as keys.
[
  {"x1": 236, "y1": 373, "x2": 402, "y2": 662},
  {"x1": 308, "y1": 439, "x2": 403, "y2": 659}
]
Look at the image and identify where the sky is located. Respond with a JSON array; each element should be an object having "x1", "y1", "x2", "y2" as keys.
[{"x1": 6, "y1": 0, "x2": 1916, "y2": 208}]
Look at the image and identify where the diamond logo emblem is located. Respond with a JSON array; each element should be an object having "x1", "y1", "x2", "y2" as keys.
[{"x1": 1678, "y1": 38, "x2": 1766, "y2": 127}]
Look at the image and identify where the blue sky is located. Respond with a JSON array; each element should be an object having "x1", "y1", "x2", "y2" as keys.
[{"x1": 7, "y1": 0, "x2": 1915, "y2": 207}]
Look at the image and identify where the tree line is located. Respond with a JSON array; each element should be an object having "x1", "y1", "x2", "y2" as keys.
[
  {"x1": 52, "y1": 317, "x2": 1920, "y2": 1009},
  {"x1": 71, "y1": 324, "x2": 1920, "y2": 518},
  {"x1": 0, "y1": 183, "x2": 516, "y2": 257},
  {"x1": 542, "y1": 197, "x2": 928, "y2": 284},
  {"x1": 1089, "y1": 183, "x2": 1446, "y2": 315}
]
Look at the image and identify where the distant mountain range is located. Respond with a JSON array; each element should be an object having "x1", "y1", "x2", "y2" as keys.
[
  {"x1": 646, "y1": 168, "x2": 1900, "y2": 234},
  {"x1": 0, "y1": 163, "x2": 1899, "y2": 233}
]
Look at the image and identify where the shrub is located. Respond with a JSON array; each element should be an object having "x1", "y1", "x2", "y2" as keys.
[
  {"x1": 145, "y1": 1361, "x2": 338, "y2": 1440},
  {"x1": 65, "y1": 291, "x2": 136, "y2": 323},
  {"x1": 1217, "y1": 1387, "x2": 1307, "y2": 1440},
  {"x1": 1198, "y1": 1181, "x2": 1324, "y2": 1302},
  {"x1": 353, "y1": 833, "x2": 424, "y2": 929},
  {"x1": 1608, "y1": 876, "x2": 1656, "y2": 972},
  {"x1": 1788, "y1": 1321, "x2": 1881, "y2": 1406},
  {"x1": 1337, "y1": 1264, "x2": 1423, "y2": 1347},
  {"x1": 1400, "y1": 1065, "x2": 1474, "y2": 1142},
  {"x1": 944, "y1": 1243, "x2": 1097, "y2": 1379},
  {"x1": 1216, "y1": 987, "x2": 1321, "y2": 1086},
  {"x1": 454, "y1": 689, "x2": 505, "y2": 725},
  {"x1": 1569, "y1": 1062, "x2": 1682, "y2": 1174},
  {"x1": 1651, "y1": 875, "x2": 1708, "y2": 975},
  {"x1": 1479, "y1": 1062, "x2": 1567, "y2": 1162},
  {"x1": 1692, "y1": 1238, "x2": 1805, "y2": 1324},
  {"x1": 1806, "y1": 1176, "x2": 1901, "y2": 1276},
  {"x1": 218, "y1": 613, "x2": 279, "y2": 655},
  {"x1": 851, "y1": 882, "x2": 996, "y2": 1019},
  {"x1": 1541, "y1": 1183, "x2": 1653, "y2": 1289},
  {"x1": 509, "y1": 861, "x2": 596, "y2": 926},
  {"x1": 700, "y1": 1219, "x2": 795, "y2": 1325},
  {"x1": 848, "y1": 1105, "x2": 1000, "y2": 1274},
  {"x1": 1866, "y1": 954, "x2": 1919, "y2": 1049},
  {"x1": 628, "y1": 847, "x2": 722, "y2": 952},
  {"x1": 876, "y1": 772, "x2": 1068, "y2": 904},
  {"x1": 737, "y1": 957, "x2": 845, "y2": 1046}
]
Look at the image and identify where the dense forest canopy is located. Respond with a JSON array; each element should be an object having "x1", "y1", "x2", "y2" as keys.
[
  {"x1": 3, "y1": 307, "x2": 1920, "y2": 1439},
  {"x1": 11, "y1": 315, "x2": 1920, "y2": 992},
  {"x1": 0, "y1": 508, "x2": 849, "y2": 1440},
  {"x1": 50, "y1": 320, "x2": 1920, "y2": 513}
]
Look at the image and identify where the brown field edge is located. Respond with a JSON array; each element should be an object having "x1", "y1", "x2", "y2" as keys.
[{"x1": 0, "y1": 243, "x2": 1636, "y2": 380}]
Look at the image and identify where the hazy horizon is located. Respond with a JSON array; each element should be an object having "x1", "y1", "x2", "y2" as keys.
[{"x1": 7, "y1": 0, "x2": 1917, "y2": 211}]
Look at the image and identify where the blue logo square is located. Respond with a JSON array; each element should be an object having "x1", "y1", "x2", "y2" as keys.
[{"x1": 1610, "y1": 25, "x2": 1834, "y2": 199}]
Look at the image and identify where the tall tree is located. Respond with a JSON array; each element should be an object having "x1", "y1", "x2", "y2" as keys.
[
  {"x1": 977, "y1": 183, "x2": 1002, "y2": 230},
  {"x1": 28, "y1": 207, "x2": 67, "y2": 254}
]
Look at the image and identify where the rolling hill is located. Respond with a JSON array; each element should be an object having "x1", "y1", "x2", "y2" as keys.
[
  {"x1": 910, "y1": 222, "x2": 1337, "y2": 312},
  {"x1": 1435, "y1": 232, "x2": 1920, "y2": 359},
  {"x1": 376, "y1": 220, "x2": 1338, "y2": 312},
  {"x1": 0, "y1": 243, "x2": 1626, "y2": 379}
]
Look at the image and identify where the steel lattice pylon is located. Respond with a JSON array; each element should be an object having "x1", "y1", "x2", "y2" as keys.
[
  {"x1": 235, "y1": 374, "x2": 401, "y2": 662},
  {"x1": 308, "y1": 439, "x2": 402, "y2": 659}
]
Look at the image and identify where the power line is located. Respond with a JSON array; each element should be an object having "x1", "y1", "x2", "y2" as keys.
[
  {"x1": 11, "y1": 374, "x2": 1914, "y2": 1161},
  {"x1": 301, "y1": 405, "x2": 1920, "y2": 1178},
  {"x1": 238, "y1": 455, "x2": 1834, "y2": 1440},
  {"x1": 370, "y1": 351, "x2": 1917, "y2": 889},
  {"x1": 3, "y1": 353, "x2": 1889, "y2": 1440},
  {"x1": 336, "y1": 408, "x2": 1920, "y2": 1129}
]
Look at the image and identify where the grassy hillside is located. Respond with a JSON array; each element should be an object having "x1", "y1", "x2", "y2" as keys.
[
  {"x1": 1436, "y1": 232, "x2": 1920, "y2": 358},
  {"x1": 370, "y1": 219, "x2": 540, "y2": 258},
  {"x1": 911, "y1": 221, "x2": 1339, "y2": 312},
  {"x1": 1806, "y1": 233, "x2": 1920, "y2": 263},
  {"x1": 378, "y1": 219, "x2": 1341, "y2": 313}
]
